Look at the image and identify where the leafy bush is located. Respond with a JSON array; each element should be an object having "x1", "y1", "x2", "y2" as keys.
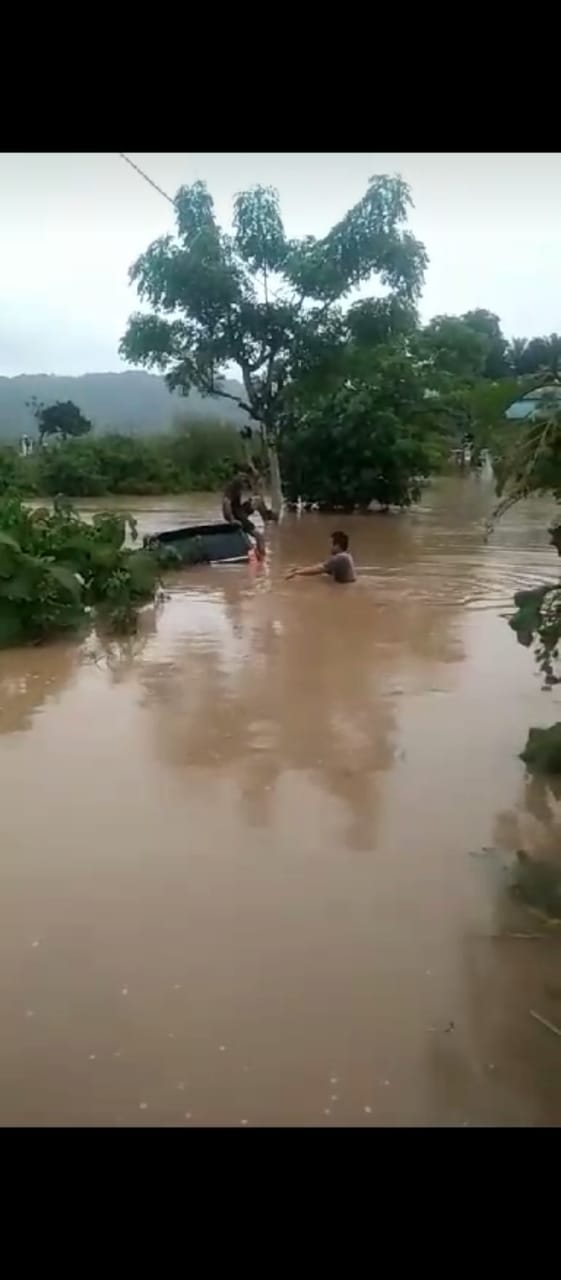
[
  {"x1": 280, "y1": 386, "x2": 436, "y2": 510},
  {"x1": 0, "y1": 446, "x2": 38, "y2": 497},
  {"x1": 0, "y1": 496, "x2": 160, "y2": 646},
  {"x1": 0, "y1": 529, "x2": 84, "y2": 646},
  {"x1": 509, "y1": 848, "x2": 561, "y2": 917},
  {"x1": 36, "y1": 439, "x2": 106, "y2": 496},
  {"x1": 2, "y1": 421, "x2": 249, "y2": 497},
  {"x1": 520, "y1": 724, "x2": 561, "y2": 775}
]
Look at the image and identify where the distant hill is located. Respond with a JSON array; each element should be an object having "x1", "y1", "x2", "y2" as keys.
[{"x1": 0, "y1": 372, "x2": 247, "y2": 441}]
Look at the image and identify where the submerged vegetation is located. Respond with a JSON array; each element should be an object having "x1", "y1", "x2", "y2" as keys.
[
  {"x1": 488, "y1": 397, "x2": 561, "y2": 776},
  {"x1": 0, "y1": 495, "x2": 160, "y2": 646},
  {"x1": 520, "y1": 725, "x2": 561, "y2": 776},
  {"x1": 490, "y1": 404, "x2": 561, "y2": 692}
]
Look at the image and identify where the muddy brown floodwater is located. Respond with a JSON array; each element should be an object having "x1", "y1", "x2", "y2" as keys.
[{"x1": 1, "y1": 474, "x2": 561, "y2": 1127}]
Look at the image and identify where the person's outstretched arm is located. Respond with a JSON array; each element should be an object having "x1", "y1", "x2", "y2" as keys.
[{"x1": 285, "y1": 563, "x2": 326, "y2": 580}]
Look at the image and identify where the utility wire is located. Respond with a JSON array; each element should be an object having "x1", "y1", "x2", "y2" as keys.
[
  {"x1": 118, "y1": 153, "x2": 176, "y2": 206},
  {"x1": 118, "y1": 153, "x2": 212, "y2": 257}
]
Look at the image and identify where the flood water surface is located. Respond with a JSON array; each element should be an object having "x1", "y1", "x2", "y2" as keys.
[{"x1": 1, "y1": 476, "x2": 561, "y2": 1126}]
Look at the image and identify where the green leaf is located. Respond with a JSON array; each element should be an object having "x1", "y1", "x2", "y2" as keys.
[
  {"x1": 0, "y1": 531, "x2": 21, "y2": 551},
  {"x1": 126, "y1": 550, "x2": 158, "y2": 595},
  {"x1": 0, "y1": 575, "x2": 34, "y2": 600},
  {"x1": 48, "y1": 564, "x2": 82, "y2": 600}
]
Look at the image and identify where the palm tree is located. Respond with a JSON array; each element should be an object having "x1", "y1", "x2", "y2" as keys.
[{"x1": 510, "y1": 333, "x2": 561, "y2": 379}]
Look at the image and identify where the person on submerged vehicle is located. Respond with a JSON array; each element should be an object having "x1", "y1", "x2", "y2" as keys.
[
  {"x1": 222, "y1": 464, "x2": 277, "y2": 559},
  {"x1": 285, "y1": 530, "x2": 356, "y2": 583}
]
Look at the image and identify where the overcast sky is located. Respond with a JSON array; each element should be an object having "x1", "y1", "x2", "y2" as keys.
[{"x1": 1, "y1": 152, "x2": 559, "y2": 377}]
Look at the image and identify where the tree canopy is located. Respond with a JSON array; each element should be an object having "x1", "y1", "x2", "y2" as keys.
[
  {"x1": 28, "y1": 398, "x2": 93, "y2": 442},
  {"x1": 120, "y1": 175, "x2": 428, "y2": 503}
]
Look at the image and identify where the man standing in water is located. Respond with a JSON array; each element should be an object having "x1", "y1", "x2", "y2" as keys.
[
  {"x1": 285, "y1": 531, "x2": 356, "y2": 582},
  {"x1": 222, "y1": 464, "x2": 277, "y2": 559}
]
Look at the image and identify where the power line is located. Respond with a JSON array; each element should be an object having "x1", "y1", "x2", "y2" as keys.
[
  {"x1": 118, "y1": 154, "x2": 210, "y2": 256},
  {"x1": 118, "y1": 153, "x2": 175, "y2": 206}
]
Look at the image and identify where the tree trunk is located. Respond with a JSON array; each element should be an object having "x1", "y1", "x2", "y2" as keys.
[{"x1": 267, "y1": 441, "x2": 283, "y2": 517}]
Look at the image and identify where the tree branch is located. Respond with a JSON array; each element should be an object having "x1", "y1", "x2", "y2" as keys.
[{"x1": 210, "y1": 385, "x2": 254, "y2": 416}]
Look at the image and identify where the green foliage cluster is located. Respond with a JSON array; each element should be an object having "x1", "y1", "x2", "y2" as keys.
[
  {"x1": 0, "y1": 422, "x2": 248, "y2": 499},
  {"x1": 509, "y1": 583, "x2": 561, "y2": 687},
  {"x1": 520, "y1": 724, "x2": 561, "y2": 776},
  {"x1": 490, "y1": 402, "x2": 561, "y2": 734},
  {"x1": 509, "y1": 847, "x2": 561, "y2": 918},
  {"x1": 0, "y1": 495, "x2": 160, "y2": 646},
  {"x1": 280, "y1": 345, "x2": 446, "y2": 509},
  {"x1": 27, "y1": 397, "x2": 93, "y2": 441}
]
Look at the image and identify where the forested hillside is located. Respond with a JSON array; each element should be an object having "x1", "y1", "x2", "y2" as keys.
[{"x1": 0, "y1": 371, "x2": 246, "y2": 440}]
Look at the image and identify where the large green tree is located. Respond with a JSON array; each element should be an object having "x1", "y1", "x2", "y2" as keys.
[
  {"x1": 420, "y1": 309, "x2": 509, "y2": 383},
  {"x1": 461, "y1": 309, "x2": 509, "y2": 379},
  {"x1": 279, "y1": 336, "x2": 452, "y2": 509},
  {"x1": 119, "y1": 176, "x2": 427, "y2": 509}
]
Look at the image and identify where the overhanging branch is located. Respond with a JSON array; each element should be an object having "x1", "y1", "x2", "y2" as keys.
[{"x1": 211, "y1": 385, "x2": 254, "y2": 416}]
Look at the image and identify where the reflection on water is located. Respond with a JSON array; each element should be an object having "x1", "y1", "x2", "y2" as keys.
[{"x1": 0, "y1": 475, "x2": 560, "y2": 1126}]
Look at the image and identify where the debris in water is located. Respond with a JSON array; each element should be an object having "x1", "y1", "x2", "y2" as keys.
[
  {"x1": 219, "y1": 1045, "x2": 226, "y2": 1052},
  {"x1": 31, "y1": 940, "x2": 39, "y2": 949},
  {"x1": 113, "y1": 1051, "x2": 121, "y2": 1058},
  {"x1": 240, "y1": 1119, "x2": 248, "y2": 1126},
  {"x1": 529, "y1": 1009, "x2": 561, "y2": 1038},
  {"x1": 168, "y1": 1032, "x2": 175, "y2": 1039},
  {"x1": 25, "y1": 1010, "x2": 34, "y2": 1018},
  {"x1": 121, "y1": 987, "x2": 128, "y2": 996},
  {"x1": 89, "y1": 1054, "x2": 96, "y2": 1060},
  {"x1": 139, "y1": 1102, "x2": 148, "y2": 1111},
  {"x1": 383, "y1": 1080, "x2": 390, "y2": 1086},
  {"x1": 177, "y1": 1082, "x2": 185, "y2": 1091},
  {"x1": 323, "y1": 1108, "x2": 331, "y2": 1116},
  {"x1": 363, "y1": 1105, "x2": 373, "y2": 1114},
  {"x1": 184, "y1": 1112, "x2": 192, "y2": 1120},
  {"x1": 242, "y1": 1065, "x2": 250, "y2": 1072},
  {"x1": 444, "y1": 1021, "x2": 455, "y2": 1033},
  {"x1": 330, "y1": 1075, "x2": 338, "y2": 1085},
  {"x1": 173, "y1": 984, "x2": 181, "y2": 991},
  {"x1": 330, "y1": 1094, "x2": 338, "y2": 1102}
]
